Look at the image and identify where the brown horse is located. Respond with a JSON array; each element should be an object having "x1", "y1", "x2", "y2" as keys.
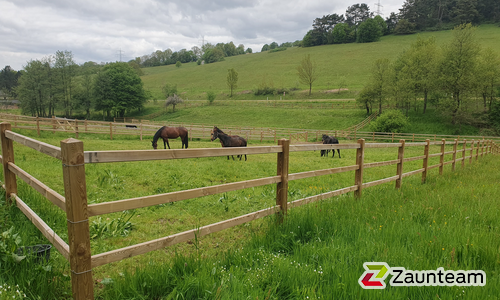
[
  {"x1": 210, "y1": 126, "x2": 247, "y2": 161},
  {"x1": 320, "y1": 134, "x2": 341, "y2": 158},
  {"x1": 152, "y1": 126, "x2": 189, "y2": 149}
]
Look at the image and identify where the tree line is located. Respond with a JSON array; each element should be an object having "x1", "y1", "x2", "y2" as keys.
[
  {"x1": 136, "y1": 41, "x2": 252, "y2": 68},
  {"x1": 301, "y1": 0, "x2": 500, "y2": 48},
  {"x1": 15, "y1": 51, "x2": 147, "y2": 119},
  {"x1": 357, "y1": 24, "x2": 500, "y2": 134}
]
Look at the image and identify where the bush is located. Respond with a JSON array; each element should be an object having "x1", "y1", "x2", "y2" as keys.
[
  {"x1": 370, "y1": 110, "x2": 409, "y2": 133},
  {"x1": 207, "y1": 91, "x2": 216, "y2": 104}
]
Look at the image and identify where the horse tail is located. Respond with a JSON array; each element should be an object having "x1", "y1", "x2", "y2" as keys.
[{"x1": 184, "y1": 133, "x2": 189, "y2": 149}]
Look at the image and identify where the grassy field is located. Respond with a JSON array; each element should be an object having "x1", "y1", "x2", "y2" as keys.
[
  {"x1": 0, "y1": 128, "x2": 499, "y2": 299},
  {"x1": 141, "y1": 25, "x2": 500, "y2": 101}
]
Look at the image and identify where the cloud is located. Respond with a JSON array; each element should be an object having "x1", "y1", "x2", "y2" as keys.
[{"x1": 0, "y1": 0, "x2": 404, "y2": 70}]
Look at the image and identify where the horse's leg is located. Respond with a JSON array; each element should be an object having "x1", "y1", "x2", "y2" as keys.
[
  {"x1": 338, "y1": 149, "x2": 341, "y2": 158},
  {"x1": 166, "y1": 139, "x2": 170, "y2": 149},
  {"x1": 244, "y1": 154, "x2": 247, "y2": 161}
]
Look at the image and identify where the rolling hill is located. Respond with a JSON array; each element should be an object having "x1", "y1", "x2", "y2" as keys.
[{"x1": 141, "y1": 24, "x2": 500, "y2": 101}]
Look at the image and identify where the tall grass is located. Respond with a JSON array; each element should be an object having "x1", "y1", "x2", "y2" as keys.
[{"x1": 98, "y1": 155, "x2": 500, "y2": 299}]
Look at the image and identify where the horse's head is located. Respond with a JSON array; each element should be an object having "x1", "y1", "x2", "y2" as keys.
[
  {"x1": 151, "y1": 140, "x2": 158, "y2": 149},
  {"x1": 321, "y1": 134, "x2": 328, "y2": 142},
  {"x1": 210, "y1": 127, "x2": 219, "y2": 141}
]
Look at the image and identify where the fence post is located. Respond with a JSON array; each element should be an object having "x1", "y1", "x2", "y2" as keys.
[
  {"x1": 75, "y1": 120, "x2": 79, "y2": 139},
  {"x1": 354, "y1": 139, "x2": 365, "y2": 198},
  {"x1": 422, "y1": 139, "x2": 430, "y2": 183},
  {"x1": 109, "y1": 123, "x2": 113, "y2": 140},
  {"x1": 469, "y1": 140, "x2": 474, "y2": 164},
  {"x1": 36, "y1": 117, "x2": 40, "y2": 136},
  {"x1": 60, "y1": 138, "x2": 94, "y2": 300},
  {"x1": 462, "y1": 140, "x2": 466, "y2": 168},
  {"x1": 140, "y1": 122, "x2": 143, "y2": 141},
  {"x1": 395, "y1": 139, "x2": 405, "y2": 189},
  {"x1": 0, "y1": 123, "x2": 17, "y2": 204},
  {"x1": 276, "y1": 139, "x2": 289, "y2": 221},
  {"x1": 452, "y1": 139, "x2": 458, "y2": 171},
  {"x1": 476, "y1": 140, "x2": 479, "y2": 161},
  {"x1": 439, "y1": 139, "x2": 445, "y2": 175},
  {"x1": 481, "y1": 140, "x2": 485, "y2": 157},
  {"x1": 85, "y1": 120, "x2": 88, "y2": 133},
  {"x1": 52, "y1": 116, "x2": 56, "y2": 133}
]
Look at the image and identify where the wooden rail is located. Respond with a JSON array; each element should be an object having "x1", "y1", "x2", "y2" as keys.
[
  {"x1": 2, "y1": 113, "x2": 500, "y2": 144},
  {"x1": 0, "y1": 121, "x2": 498, "y2": 299}
]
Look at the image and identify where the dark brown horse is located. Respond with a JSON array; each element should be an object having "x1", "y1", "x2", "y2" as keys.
[
  {"x1": 320, "y1": 134, "x2": 341, "y2": 158},
  {"x1": 210, "y1": 126, "x2": 247, "y2": 161},
  {"x1": 151, "y1": 126, "x2": 189, "y2": 149}
]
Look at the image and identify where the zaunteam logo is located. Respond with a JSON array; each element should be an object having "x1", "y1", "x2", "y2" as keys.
[
  {"x1": 358, "y1": 262, "x2": 391, "y2": 289},
  {"x1": 359, "y1": 262, "x2": 486, "y2": 289}
]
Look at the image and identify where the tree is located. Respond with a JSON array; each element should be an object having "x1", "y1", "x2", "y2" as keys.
[
  {"x1": 438, "y1": 23, "x2": 480, "y2": 124},
  {"x1": 226, "y1": 68, "x2": 238, "y2": 97},
  {"x1": 16, "y1": 58, "x2": 53, "y2": 117},
  {"x1": 394, "y1": 19, "x2": 416, "y2": 35},
  {"x1": 261, "y1": 44, "x2": 269, "y2": 52},
  {"x1": 0, "y1": 66, "x2": 20, "y2": 98},
  {"x1": 54, "y1": 50, "x2": 77, "y2": 117},
  {"x1": 476, "y1": 47, "x2": 500, "y2": 112},
  {"x1": 393, "y1": 36, "x2": 440, "y2": 114},
  {"x1": 165, "y1": 94, "x2": 183, "y2": 112},
  {"x1": 373, "y1": 15, "x2": 387, "y2": 35},
  {"x1": 345, "y1": 3, "x2": 373, "y2": 34},
  {"x1": 93, "y1": 62, "x2": 147, "y2": 118},
  {"x1": 297, "y1": 54, "x2": 318, "y2": 96},
  {"x1": 93, "y1": 70, "x2": 114, "y2": 118},
  {"x1": 176, "y1": 61, "x2": 182, "y2": 68},
  {"x1": 162, "y1": 83, "x2": 178, "y2": 98},
  {"x1": 331, "y1": 23, "x2": 355, "y2": 44},
  {"x1": 369, "y1": 58, "x2": 392, "y2": 114},
  {"x1": 357, "y1": 18, "x2": 383, "y2": 43},
  {"x1": 357, "y1": 85, "x2": 377, "y2": 115}
]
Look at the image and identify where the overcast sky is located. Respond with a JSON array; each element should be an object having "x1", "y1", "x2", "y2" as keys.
[{"x1": 1, "y1": 0, "x2": 404, "y2": 71}]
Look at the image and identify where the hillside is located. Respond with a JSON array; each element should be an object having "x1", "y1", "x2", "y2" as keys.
[{"x1": 141, "y1": 25, "x2": 500, "y2": 101}]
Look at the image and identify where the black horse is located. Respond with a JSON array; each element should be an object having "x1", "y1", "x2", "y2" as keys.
[
  {"x1": 211, "y1": 126, "x2": 247, "y2": 161},
  {"x1": 320, "y1": 134, "x2": 341, "y2": 158},
  {"x1": 151, "y1": 126, "x2": 189, "y2": 149}
]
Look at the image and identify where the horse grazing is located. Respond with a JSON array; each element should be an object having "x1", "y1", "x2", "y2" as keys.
[
  {"x1": 210, "y1": 126, "x2": 247, "y2": 161},
  {"x1": 320, "y1": 134, "x2": 341, "y2": 158},
  {"x1": 151, "y1": 126, "x2": 189, "y2": 149}
]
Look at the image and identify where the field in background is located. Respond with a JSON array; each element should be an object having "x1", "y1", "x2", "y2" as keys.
[{"x1": 141, "y1": 25, "x2": 500, "y2": 101}]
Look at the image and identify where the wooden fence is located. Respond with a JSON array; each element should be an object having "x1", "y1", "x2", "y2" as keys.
[
  {"x1": 2, "y1": 113, "x2": 500, "y2": 145},
  {"x1": 0, "y1": 122, "x2": 499, "y2": 299}
]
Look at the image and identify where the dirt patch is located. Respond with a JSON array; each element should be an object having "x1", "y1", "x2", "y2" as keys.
[
  {"x1": 323, "y1": 88, "x2": 349, "y2": 93},
  {"x1": 237, "y1": 90, "x2": 252, "y2": 94}
]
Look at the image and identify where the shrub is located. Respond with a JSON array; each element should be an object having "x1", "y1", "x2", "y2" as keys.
[
  {"x1": 370, "y1": 110, "x2": 410, "y2": 133},
  {"x1": 207, "y1": 91, "x2": 216, "y2": 104}
]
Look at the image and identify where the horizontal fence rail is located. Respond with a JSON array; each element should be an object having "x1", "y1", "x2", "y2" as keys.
[
  {"x1": 0, "y1": 120, "x2": 498, "y2": 299},
  {"x1": 2, "y1": 113, "x2": 499, "y2": 144}
]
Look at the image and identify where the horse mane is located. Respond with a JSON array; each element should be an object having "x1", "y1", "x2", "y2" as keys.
[{"x1": 153, "y1": 126, "x2": 166, "y2": 143}]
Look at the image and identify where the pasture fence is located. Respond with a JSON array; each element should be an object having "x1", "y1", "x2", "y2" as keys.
[
  {"x1": 1, "y1": 112, "x2": 499, "y2": 145},
  {"x1": 0, "y1": 121, "x2": 499, "y2": 299}
]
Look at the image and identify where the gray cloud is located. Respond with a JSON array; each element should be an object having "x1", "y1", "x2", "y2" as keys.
[{"x1": 0, "y1": 0, "x2": 404, "y2": 70}]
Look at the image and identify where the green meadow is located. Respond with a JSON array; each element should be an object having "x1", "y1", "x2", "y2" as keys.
[
  {"x1": 0, "y1": 127, "x2": 499, "y2": 299},
  {"x1": 141, "y1": 24, "x2": 500, "y2": 101}
]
